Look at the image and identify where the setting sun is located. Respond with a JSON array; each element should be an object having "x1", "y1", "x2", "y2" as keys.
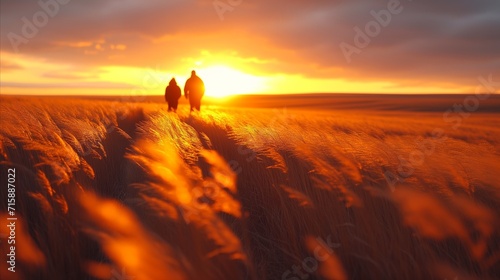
[{"x1": 197, "y1": 65, "x2": 267, "y2": 98}]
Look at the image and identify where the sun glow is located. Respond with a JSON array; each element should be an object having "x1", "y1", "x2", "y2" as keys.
[{"x1": 197, "y1": 65, "x2": 266, "y2": 98}]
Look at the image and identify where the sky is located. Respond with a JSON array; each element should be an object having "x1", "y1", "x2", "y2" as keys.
[{"x1": 1, "y1": 0, "x2": 499, "y2": 97}]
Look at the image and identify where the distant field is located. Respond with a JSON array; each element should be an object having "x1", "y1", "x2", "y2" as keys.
[
  {"x1": 24, "y1": 93, "x2": 500, "y2": 112},
  {"x1": 1, "y1": 95, "x2": 499, "y2": 280}
]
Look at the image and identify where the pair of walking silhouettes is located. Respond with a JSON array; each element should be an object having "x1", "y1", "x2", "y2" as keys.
[{"x1": 165, "y1": 70, "x2": 205, "y2": 112}]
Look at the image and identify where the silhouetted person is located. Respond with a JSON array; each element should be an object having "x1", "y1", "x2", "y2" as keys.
[
  {"x1": 184, "y1": 70, "x2": 205, "y2": 112},
  {"x1": 165, "y1": 78, "x2": 181, "y2": 112},
  {"x1": 165, "y1": 78, "x2": 182, "y2": 112}
]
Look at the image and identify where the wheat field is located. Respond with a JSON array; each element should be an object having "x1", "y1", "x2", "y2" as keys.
[{"x1": 0, "y1": 95, "x2": 499, "y2": 280}]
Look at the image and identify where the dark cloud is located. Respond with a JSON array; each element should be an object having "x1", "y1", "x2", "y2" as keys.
[{"x1": 1, "y1": 0, "x2": 499, "y2": 90}]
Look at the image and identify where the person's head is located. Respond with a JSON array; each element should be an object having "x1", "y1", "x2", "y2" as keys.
[
  {"x1": 169, "y1": 78, "x2": 176, "y2": 85},
  {"x1": 191, "y1": 70, "x2": 196, "y2": 77}
]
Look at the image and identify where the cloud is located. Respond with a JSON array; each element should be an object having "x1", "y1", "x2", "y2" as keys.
[
  {"x1": 1, "y1": 81, "x2": 134, "y2": 89},
  {"x1": 41, "y1": 71, "x2": 100, "y2": 80},
  {"x1": 0, "y1": 59, "x2": 24, "y2": 71},
  {"x1": 1, "y1": 0, "x2": 499, "y2": 91}
]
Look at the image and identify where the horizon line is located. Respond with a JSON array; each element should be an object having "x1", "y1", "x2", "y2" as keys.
[{"x1": 2, "y1": 92, "x2": 496, "y2": 97}]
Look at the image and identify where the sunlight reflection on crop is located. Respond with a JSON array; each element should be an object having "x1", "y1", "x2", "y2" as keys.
[{"x1": 1, "y1": 97, "x2": 499, "y2": 279}]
